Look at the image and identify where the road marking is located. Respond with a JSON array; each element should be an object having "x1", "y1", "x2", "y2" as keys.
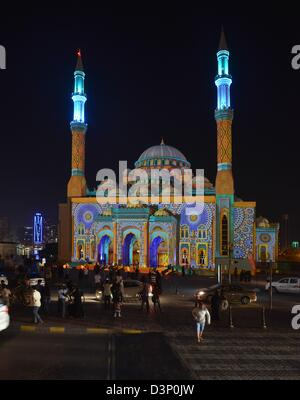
[
  {"x1": 49, "y1": 327, "x2": 65, "y2": 333},
  {"x1": 20, "y1": 325, "x2": 36, "y2": 332},
  {"x1": 122, "y1": 329, "x2": 142, "y2": 334},
  {"x1": 86, "y1": 328, "x2": 110, "y2": 334},
  {"x1": 107, "y1": 335, "x2": 116, "y2": 380}
]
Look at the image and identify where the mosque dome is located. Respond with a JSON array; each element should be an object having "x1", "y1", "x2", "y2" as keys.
[{"x1": 135, "y1": 139, "x2": 191, "y2": 169}]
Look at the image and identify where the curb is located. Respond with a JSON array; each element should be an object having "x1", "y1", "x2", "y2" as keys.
[{"x1": 18, "y1": 325, "x2": 143, "y2": 335}]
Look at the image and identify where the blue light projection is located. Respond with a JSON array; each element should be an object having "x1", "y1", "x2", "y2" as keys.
[
  {"x1": 34, "y1": 212, "x2": 43, "y2": 245},
  {"x1": 215, "y1": 50, "x2": 232, "y2": 110},
  {"x1": 72, "y1": 54, "x2": 87, "y2": 123}
]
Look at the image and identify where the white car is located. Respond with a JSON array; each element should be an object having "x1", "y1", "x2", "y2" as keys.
[
  {"x1": 265, "y1": 277, "x2": 300, "y2": 294},
  {"x1": 0, "y1": 299, "x2": 10, "y2": 332},
  {"x1": 96, "y1": 279, "x2": 146, "y2": 301},
  {"x1": 28, "y1": 278, "x2": 45, "y2": 287}
]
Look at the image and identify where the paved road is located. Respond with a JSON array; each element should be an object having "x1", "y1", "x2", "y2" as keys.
[
  {"x1": 0, "y1": 330, "x2": 189, "y2": 380},
  {"x1": 2, "y1": 274, "x2": 300, "y2": 380},
  {"x1": 168, "y1": 328, "x2": 300, "y2": 380}
]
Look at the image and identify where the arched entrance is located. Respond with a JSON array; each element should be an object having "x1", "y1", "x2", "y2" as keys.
[
  {"x1": 123, "y1": 233, "x2": 140, "y2": 266},
  {"x1": 98, "y1": 235, "x2": 113, "y2": 264},
  {"x1": 150, "y1": 236, "x2": 169, "y2": 267}
]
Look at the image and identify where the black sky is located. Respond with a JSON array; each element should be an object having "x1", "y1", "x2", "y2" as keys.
[{"x1": 0, "y1": 10, "x2": 300, "y2": 240}]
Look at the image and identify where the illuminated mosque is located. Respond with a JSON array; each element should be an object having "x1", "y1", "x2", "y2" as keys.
[{"x1": 58, "y1": 31, "x2": 279, "y2": 271}]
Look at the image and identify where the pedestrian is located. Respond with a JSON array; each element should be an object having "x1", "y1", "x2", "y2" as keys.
[
  {"x1": 78, "y1": 267, "x2": 84, "y2": 282},
  {"x1": 94, "y1": 271, "x2": 102, "y2": 290},
  {"x1": 58, "y1": 283, "x2": 68, "y2": 318},
  {"x1": 111, "y1": 281, "x2": 122, "y2": 318},
  {"x1": 103, "y1": 278, "x2": 112, "y2": 310},
  {"x1": 192, "y1": 301, "x2": 211, "y2": 343},
  {"x1": 210, "y1": 290, "x2": 221, "y2": 321},
  {"x1": 43, "y1": 281, "x2": 51, "y2": 315},
  {"x1": 73, "y1": 286, "x2": 84, "y2": 318},
  {"x1": 152, "y1": 284, "x2": 162, "y2": 313},
  {"x1": 140, "y1": 280, "x2": 150, "y2": 313},
  {"x1": 68, "y1": 285, "x2": 84, "y2": 318},
  {"x1": 155, "y1": 270, "x2": 162, "y2": 294},
  {"x1": 31, "y1": 286, "x2": 44, "y2": 324}
]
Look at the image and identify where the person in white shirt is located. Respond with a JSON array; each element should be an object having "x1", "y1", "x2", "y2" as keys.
[
  {"x1": 32, "y1": 287, "x2": 43, "y2": 324},
  {"x1": 192, "y1": 301, "x2": 211, "y2": 343},
  {"x1": 103, "y1": 278, "x2": 112, "y2": 310}
]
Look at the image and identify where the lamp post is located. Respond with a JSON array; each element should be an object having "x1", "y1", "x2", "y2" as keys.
[
  {"x1": 269, "y1": 259, "x2": 273, "y2": 311},
  {"x1": 228, "y1": 243, "x2": 234, "y2": 284}
]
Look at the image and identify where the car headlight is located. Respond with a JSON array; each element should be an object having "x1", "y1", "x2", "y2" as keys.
[{"x1": 197, "y1": 291, "x2": 205, "y2": 296}]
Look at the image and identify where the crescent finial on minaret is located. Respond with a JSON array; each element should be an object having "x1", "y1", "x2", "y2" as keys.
[{"x1": 76, "y1": 49, "x2": 84, "y2": 72}]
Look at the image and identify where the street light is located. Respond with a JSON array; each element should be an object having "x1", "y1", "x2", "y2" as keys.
[
  {"x1": 228, "y1": 243, "x2": 234, "y2": 284},
  {"x1": 268, "y1": 259, "x2": 273, "y2": 311}
]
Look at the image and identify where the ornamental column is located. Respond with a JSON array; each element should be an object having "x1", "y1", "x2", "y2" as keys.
[
  {"x1": 143, "y1": 221, "x2": 149, "y2": 267},
  {"x1": 113, "y1": 221, "x2": 118, "y2": 265}
]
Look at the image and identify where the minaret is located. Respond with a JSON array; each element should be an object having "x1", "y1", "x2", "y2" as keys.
[
  {"x1": 67, "y1": 50, "x2": 88, "y2": 198},
  {"x1": 215, "y1": 28, "x2": 234, "y2": 195},
  {"x1": 214, "y1": 28, "x2": 234, "y2": 262}
]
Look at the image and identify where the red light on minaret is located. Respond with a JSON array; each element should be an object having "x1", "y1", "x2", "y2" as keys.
[{"x1": 77, "y1": 49, "x2": 81, "y2": 57}]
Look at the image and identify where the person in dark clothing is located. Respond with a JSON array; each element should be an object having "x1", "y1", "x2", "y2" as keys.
[
  {"x1": 78, "y1": 268, "x2": 84, "y2": 282},
  {"x1": 140, "y1": 281, "x2": 150, "y2": 313},
  {"x1": 182, "y1": 265, "x2": 185, "y2": 277},
  {"x1": 111, "y1": 281, "x2": 122, "y2": 317},
  {"x1": 43, "y1": 281, "x2": 51, "y2": 315},
  {"x1": 69, "y1": 286, "x2": 84, "y2": 318},
  {"x1": 155, "y1": 270, "x2": 162, "y2": 294},
  {"x1": 210, "y1": 290, "x2": 221, "y2": 321},
  {"x1": 152, "y1": 284, "x2": 162, "y2": 313}
]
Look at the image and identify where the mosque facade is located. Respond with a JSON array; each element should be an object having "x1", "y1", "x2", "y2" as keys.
[{"x1": 58, "y1": 33, "x2": 279, "y2": 271}]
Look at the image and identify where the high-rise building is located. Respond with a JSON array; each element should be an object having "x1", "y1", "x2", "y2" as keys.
[{"x1": 0, "y1": 216, "x2": 10, "y2": 241}]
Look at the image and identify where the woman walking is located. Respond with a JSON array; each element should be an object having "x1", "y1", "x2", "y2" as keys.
[{"x1": 192, "y1": 301, "x2": 211, "y2": 343}]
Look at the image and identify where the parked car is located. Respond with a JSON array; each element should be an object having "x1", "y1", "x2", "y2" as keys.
[
  {"x1": 195, "y1": 284, "x2": 257, "y2": 305},
  {"x1": 95, "y1": 279, "x2": 144, "y2": 301},
  {"x1": 0, "y1": 297, "x2": 10, "y2": 332},
  {"x1": 265, "y1": 277, "x2": 300, "y2": 293},
  {"x1": 28, "y1": 278, "x2": 45, "y2": 287}
]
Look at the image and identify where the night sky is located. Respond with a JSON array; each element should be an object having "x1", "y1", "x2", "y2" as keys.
[{"x1": 0, "y1": 10, "x2": 300, "y2": 240}]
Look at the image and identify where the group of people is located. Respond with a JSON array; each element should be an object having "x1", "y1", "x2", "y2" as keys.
[
  {"x1": 102, "y1": 273, "x2": 124, "y2": 318},
  {"x1": 57, "y1": 281, "x2": 84, "y2": 319},
  {"x1": 140, "y1": 271, "x2": 162, "y2": 313}
]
